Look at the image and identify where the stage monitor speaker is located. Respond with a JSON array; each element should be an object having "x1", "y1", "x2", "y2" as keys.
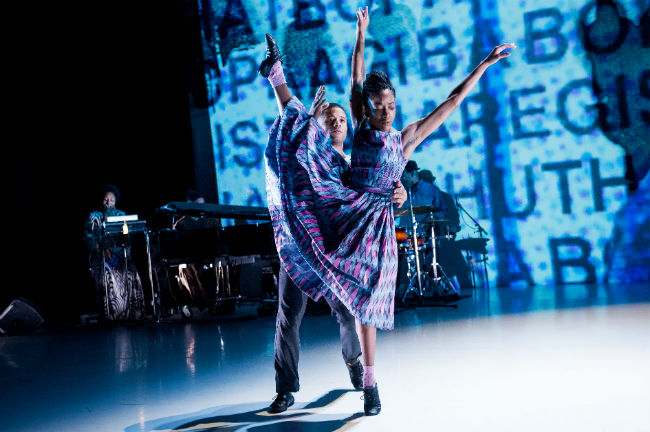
[{"x1": 0, "y1": 298, "x2": 44, "y2": 336}]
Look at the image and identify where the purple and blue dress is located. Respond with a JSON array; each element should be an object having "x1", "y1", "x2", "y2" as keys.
[{"x1": 265, "y1": 97, "x2": 407, "y2": 330}]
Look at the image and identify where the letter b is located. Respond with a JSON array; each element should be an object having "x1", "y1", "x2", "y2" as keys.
[
  {"x1": 524, "y1": 8, "x2": 568, "y2": 64},
  {"x1": 549, "y1": 237, "x2": 597, "y2": 284}
]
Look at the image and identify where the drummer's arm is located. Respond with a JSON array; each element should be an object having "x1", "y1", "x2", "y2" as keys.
[
  {"x1": 432, "y1": 185, "x2": 449, "y2": 231},
  {"x1": 431, "y1": 185, "x2": 446, "y2": 210}
]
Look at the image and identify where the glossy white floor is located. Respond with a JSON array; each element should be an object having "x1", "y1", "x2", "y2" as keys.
[{"x1": 1, "y1": 283, "x2": 648, "y2": 432}]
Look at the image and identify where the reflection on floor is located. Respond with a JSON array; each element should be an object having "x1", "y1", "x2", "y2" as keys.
[{"x1": 0, "y1": 283, "x2": 648, "y2": 432}]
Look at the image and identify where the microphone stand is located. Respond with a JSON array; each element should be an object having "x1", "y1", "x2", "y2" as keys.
[{"x1": 455, "y1": 196, "x2": 489, "y2": 290}]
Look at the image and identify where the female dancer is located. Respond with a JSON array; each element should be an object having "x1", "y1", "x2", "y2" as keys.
[
  {"x1": 347, "y1": 6, "x2": 514, "y2": 414},
  {"x1": 261, "y1": 11, "x2": 514, "y2": 411}
]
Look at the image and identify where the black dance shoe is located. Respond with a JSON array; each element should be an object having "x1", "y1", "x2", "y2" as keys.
[
  {"x1": 269, "y1": 392, "x2": 294, "y2": 413},
  {"x1": 258, "y1": 33, "x2": 283, "y2": 78},
  {"x1": 362, "y1": 384, "x2": 381, "y2": 416},
  {"x1": 346, "y1": 358, "x2": 364, "y2": 390}
]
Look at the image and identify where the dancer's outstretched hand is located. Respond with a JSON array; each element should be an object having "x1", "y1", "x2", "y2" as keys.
[
  {"x1": 356, "y1": 6, "x2": 369, "y2": 34},
  {"x1": 482, "y1": 43, "x2": 516, "y2": 66},
  {"x1": 309, "y1": 85, "x2": 329, "y2": 118}
]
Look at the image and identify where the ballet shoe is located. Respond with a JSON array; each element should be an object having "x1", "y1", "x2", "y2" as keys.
[
  {"x1": 258, "y1": 33, "x2": 283, "y2": 78},
  {"x1": 362, "y1": 383, "x2": 381, "y2": 416}
]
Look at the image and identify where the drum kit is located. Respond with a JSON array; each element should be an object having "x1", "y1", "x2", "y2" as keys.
[{"x1": 394, "y1": 200, "x2": 460, "y2": 304}]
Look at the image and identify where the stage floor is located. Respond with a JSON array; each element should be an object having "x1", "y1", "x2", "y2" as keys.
[{"x1": 1, "y1": 283, "x2": 648, "y2": 432}]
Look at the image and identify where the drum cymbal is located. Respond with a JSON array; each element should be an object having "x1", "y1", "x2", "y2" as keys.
[
  {"x1": 421, "y1": 213, "x2": 447, "y2": 223},
  {"x1": 394, "y1": 205, "x2": 441, "y2": 217}
]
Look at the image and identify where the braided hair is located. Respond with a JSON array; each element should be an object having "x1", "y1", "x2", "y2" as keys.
[{"x1": 362, "y1": 70, "x2": 395, "y2": 110}]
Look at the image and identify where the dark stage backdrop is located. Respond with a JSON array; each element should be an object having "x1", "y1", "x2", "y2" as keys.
[
  {"x1": 8, "y1": 1, "x2": 198, "y2": 321},
  {"x1": 200, "y1": 0, "x2": 649, "y2": 287}
]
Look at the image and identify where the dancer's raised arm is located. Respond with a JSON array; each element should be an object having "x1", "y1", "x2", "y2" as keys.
[
  {"x1": 401, "y1": 43, "x2": 516, "y2": 159},
  {"x1": 350, "y1": 6, "x2": 369, "y2": 130},
  {"x1": 309, "y1": 85, "x2": 329, "y2": 118}
]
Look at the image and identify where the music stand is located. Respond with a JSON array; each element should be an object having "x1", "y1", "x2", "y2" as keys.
[{"x1": 104, "y1": 216, "x2": 159, "y2": 320}]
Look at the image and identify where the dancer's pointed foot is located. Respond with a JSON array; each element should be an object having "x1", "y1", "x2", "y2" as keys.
[
  {"x1": 362, "y1": 384, "x2": 381, "y2": 416},
  {"x1": 258, "y1": 33, "x2": 283, "y2": 78}
]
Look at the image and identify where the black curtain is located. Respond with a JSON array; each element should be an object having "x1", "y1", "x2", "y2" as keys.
[{"x1": 7, "y1": 0, "x2": 197, "y2": 322}]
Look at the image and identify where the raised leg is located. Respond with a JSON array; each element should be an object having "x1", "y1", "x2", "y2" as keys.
[
  {"x1": 258, "y1": 34, "x2": 292, "y2": 113},
  {"x1": 272, "y1": 82, "x2": 292, "y2": 113}
]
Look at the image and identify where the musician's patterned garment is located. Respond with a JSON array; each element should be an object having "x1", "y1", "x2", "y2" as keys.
[
  {"x1": 265, "y1": 97, "x2": 407, "y2": 329},
  {"x1": 85, "y1": 208, "x2": 145, "y2": 321}
]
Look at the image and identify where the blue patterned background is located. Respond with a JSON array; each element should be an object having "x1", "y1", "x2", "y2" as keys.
[{"x1": 200, "y1": 0, "x2": 649, "y2": 287}]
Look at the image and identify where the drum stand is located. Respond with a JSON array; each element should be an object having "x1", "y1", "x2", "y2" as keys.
[
  {"x1": 425, "y1": 222, "x2": 459, "y2": 298},
  {"x1": 401, "y1": 196, "x2": 424, "y2": 303},
  {"x1": 400, "y1": 200, "x2": 457, "y2": 308},
  {"x1": 144, "y1": 230, "x2": 159, "y2": 321}
]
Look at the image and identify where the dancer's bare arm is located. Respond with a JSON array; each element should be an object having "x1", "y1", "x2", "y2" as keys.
[
  {"x1": 350, "y1": 6, "x2": 369, "y2": 130},
  {"x1": 401, "y1": 43, "x2": 516, "y2": 159}
]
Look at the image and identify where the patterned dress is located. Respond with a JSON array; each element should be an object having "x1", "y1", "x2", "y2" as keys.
[{"x1": 265, "y1": 97, "x2": 407, "y2": 329}]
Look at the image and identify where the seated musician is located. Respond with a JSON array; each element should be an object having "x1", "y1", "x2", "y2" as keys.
[
  {"x1": 398, "y1": 161, "x2": 449, "y2": 231},
  {"x1": 397, "y1": 163, "x2": 472, "y2": 291},
  {"x1": 84, "y1": 184, "x2": 145, "y2": 321}
]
